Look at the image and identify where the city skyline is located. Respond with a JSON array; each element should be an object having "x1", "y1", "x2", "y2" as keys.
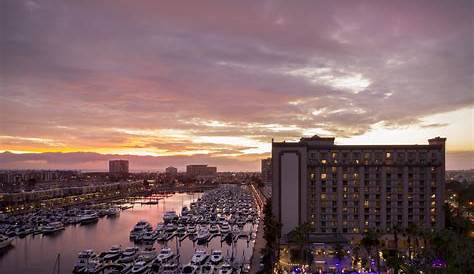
[{"x1": 1, "y1": 0, "x2": 473, "y2": 171}]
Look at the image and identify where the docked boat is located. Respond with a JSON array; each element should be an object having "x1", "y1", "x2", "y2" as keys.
[
  {"x1": 151, "y1": 257, "x2": 162, "y2": 273},
  {"x1": 209, "y1": 224, "x2": 219, "y2": 234},
  {"x1": 231, "y1": 225, "x2": 240, "y2": 236},
  {"x1": 138, "y1": 246, "x2": 157, "y2": 262},
  {"x1": 187, "y1": 224, "x2": 196, "y2": 234},
  {"x1": 199, "y1": 264, "x2": 215, "y2": 274},
  {"x1": 181, "y1": 206, "x2": 190, "y2": 216},
  {"x1": 156, "y1": 231, "x2": 168, "y2": 242},
  {"x1": 210, "y1": 250, "x2": 223, "y2": 264},
  {"x1": 218, "y1": 263, "x2": 234, "y2": 274},
  {"x1": 83, "y1": 260, "x2": 102, "y2": 274},
  {"x1": 118, "y1": 246, "x2": 139, "y2": 263},
  {"x1": 73, "y1": 250, "x2": 98, "y2": 273},
  {"x1": 130, "y1": 220, "x2": 152, "y2": 240},
  {"x1": 190, "y1": 249, "x2": 209, "y2": 265},
  {"x1": 196, "y1": 228, "x2": 210, "y2": 244},
  {"x1": 156, "y1": 222, "x2": 165, "y2": 232},
  {"x1": 103, "y1": 245, "x2": 122, "y2": 261},
  {"x1": 15, "y1": 226, "x2": 33, "y2": 238},
  {"x1": 42, "y1": 221, "x2": 65, "y2": 235},
  {"x1": 130, "y1": 228, "x2": 144, "y2": 241},
  {"x1": 0, "y1": 235, "x2": 13, "y2": 249},
  {"x1": 219, "y1": 222, "x2": 230, "y2": 234},
  {"x1": 176, "y1": 224, "x2": 186, "y2": 235},
  {"x1": 165, "y1": 223, "x2": 177, "y2": 232},
  {"x1": 134, "y1": 220, "x2": 152, "y2": 230},
  {"x1": 131, "y1": 259, "x2": 150, "y2": 274},
  {"x1": 79, "y1": 211, "x2": 99, "y2": 225},
  {"x1": 106, "y1": 207, "x2": 121, "y2": 217},
  {"x1": 142, "y1": 230, "x2": 159, "y2": 243},
  {"x1": 161, "y1": 259, "x2": 180, "y2": 274},
  {"x1": 163, "y1": 211, "x2": 178, "y2": 223},
  {"x1": 157, "y1": 247, "x2": 174, "y2": 262},
  {"x1": 181, "y1": 264, "x2": 198, "y2": 274}
]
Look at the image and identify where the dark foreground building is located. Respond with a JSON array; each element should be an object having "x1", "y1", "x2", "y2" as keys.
[{"x1": 272, "y1": 135, "x2": 446, "y2": 239}]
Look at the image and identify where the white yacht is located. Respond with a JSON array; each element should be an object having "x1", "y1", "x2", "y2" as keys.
[
  {"x1": 79, "y1": 210, "x2": 99, "y2": 225},
  {"x1": 134, "y1": 220, "x2": 152, "y2": 230},
  {"x1": 156, "y1": 222, "x2": 165, "y2": 232},
  {"x1": 82, "y1": 259, "x2": 102, "y2": 274},
  {"x1": 181, "y1": 206, "x2": 190, "y2": 216},
  {"x1": 219, "y1": 222, "x2": 230, "y2": 234},
  {"x1": 106, "y1": 207, "x2": 121, "y2": 217},
  {"x1": 218, "y1": 263, "x2": 234, "y2": 274},
  {"x1": 118, "y1": 246, "x2": 139, "y2": 263},
  {"x1": 181, "y1": 264, "x2": 198, "y2": 274},
  {"x1": 196, "y1": 228, "x2": 210, "y2": 243},
  {"x1": 157, "y1": 247, "x2": 174, "y2": 262},
  {"x1": 177, "y1": 224, "x2": 186, "y2": 234},
  {"x1": 131, "y1": 259, "x2": 149, "y2": 274},
  {"x1": 130, "y1": 220, "x2": 152, "y2": 240},
  {"x1": 165, "y1": 223, "x2": 177, "y2": 232},
  {"x1": 103, "y1": 245, "x2": 122, "y2": 261},
  {"x1": 73, "y1": 250, "x2": 97, "y2": 273},
  {"x1": 142, "y1": 230, "x2": 158, "y2": 242},
  {"x1": 210, "y1": 250, "x2": 223, "y2": 264},
  {"x1": 190, "y1": 249, "x2": 209, "y2": 265},
  {"x1": 161, "y1": 260, "x2": 180, "y2": 274},
  {"x1": 187, "y1": 224, "x2": 197, "y2": 234},
  {"x1": 209, "y1": 224, "x2": 219, "y2": 234},
  {"x1": 163, "y1": 211, "x2": 178, "y2": 223},
  {"x1": 42, "y1": 221, "x2": 65, "y2": 235},
  {"x1": 138, "y1": 246, "x2": 157, "y2": 262},
  {"x1": 0, "y1": 235, "x2": 13, "y2": 249},
  {"x1": 199, "y1": 264, "x2": 215, "y2": 274}
]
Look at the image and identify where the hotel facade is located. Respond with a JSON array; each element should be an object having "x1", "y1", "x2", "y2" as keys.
[{"x1": 272, "y1": 135, "x2": 446, "y2": 239}]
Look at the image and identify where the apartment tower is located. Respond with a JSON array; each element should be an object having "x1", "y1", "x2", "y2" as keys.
[{"x1": 272, "y1": 135, "x2": 446, "y2": 239}]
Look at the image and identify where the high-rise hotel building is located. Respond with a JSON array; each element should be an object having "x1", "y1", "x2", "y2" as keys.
[{"x1": 272, "y1": 135, "x2": 446, "y2": 238}]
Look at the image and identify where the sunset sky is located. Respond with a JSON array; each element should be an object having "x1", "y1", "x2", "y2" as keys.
[{"x1": 1, "y1": 0, "x2": 473, "y2": 171}]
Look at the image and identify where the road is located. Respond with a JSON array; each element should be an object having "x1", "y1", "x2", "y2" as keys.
[
  {"x1": 249, "y1": 185, "x2": 267, "y2": 274},
  {"x1": 250, "y1": 217, "x2": 266, "y2": 274}
]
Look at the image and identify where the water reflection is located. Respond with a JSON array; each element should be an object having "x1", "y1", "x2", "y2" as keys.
[{"x1": 0, "y1": 192, "x2": 255, "y2": 274}]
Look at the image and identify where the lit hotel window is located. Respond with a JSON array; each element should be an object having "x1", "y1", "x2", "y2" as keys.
[{"x1": 321, "y1": 173, "x2": 327, "y2": 179}]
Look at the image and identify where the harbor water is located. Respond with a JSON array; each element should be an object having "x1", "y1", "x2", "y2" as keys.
[{"x1": 0, "y1": 192, "x2": 256, "y2": 274}]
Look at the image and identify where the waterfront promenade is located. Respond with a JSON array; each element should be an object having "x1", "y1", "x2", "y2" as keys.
[
  {"x1": 249, "y1": 184, "x2": 267, "y2": 274},
  {"x1": 250, "y1": 217, "x2": 266, "y2": 274}
]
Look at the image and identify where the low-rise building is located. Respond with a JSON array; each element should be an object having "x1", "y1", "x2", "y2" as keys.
[
  {"x1": 109, "y1": 160, "x2": 129, "y2": 174},
  {"x1": 165, "y1": 166, "x2": 178, "y2": 176},
  {"x1": 186, "y1": 165, "x2": 217, "y2": 178}
]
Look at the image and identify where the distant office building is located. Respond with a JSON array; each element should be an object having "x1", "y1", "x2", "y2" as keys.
[
  {"x1": 109, "y1": 160, "x2": 129, "y2": 174},
  {"x1": 165, "y1": 166, "x2": 178, "y2": 176},
  {"x1": 261, "y1": 158, "x2": 272, "y2": 183},
  {"x1": 272, "y1": 135, "x2": 446, "y2": 238},
  {"x1": 186, "y1": 165, "x2": 217, "y2": 178}
]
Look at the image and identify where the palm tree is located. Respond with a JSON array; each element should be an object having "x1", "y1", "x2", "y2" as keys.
[
  {"x1": 352, "y1": 246, "x2": 361, "y2": 270},
  {"x1": 383, "y1": 249, "x2": 403, "y2": 274},
  {"x1": 406, "y1": 224, "x2": 419, "y2": 259},
  {"x1": 261, "y1": 198, "x2": 282, "y2": 273},
  {"x1": 360, "y1": 229, "x2": 381, "y2": 272},
  {"x1": 392, "y1": 225, "x2": 401, "y2": 250},
  {"x1": 334, "y1": 244, "x2": 345, "y2": 273},
  {"x1": 288, "y1": 222, "x2": 312, "y2": 264}
]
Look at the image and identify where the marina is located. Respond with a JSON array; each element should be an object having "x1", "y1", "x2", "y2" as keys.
[{"x1": 0, "y1": 186, "x2": 260, "y2": 274}]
